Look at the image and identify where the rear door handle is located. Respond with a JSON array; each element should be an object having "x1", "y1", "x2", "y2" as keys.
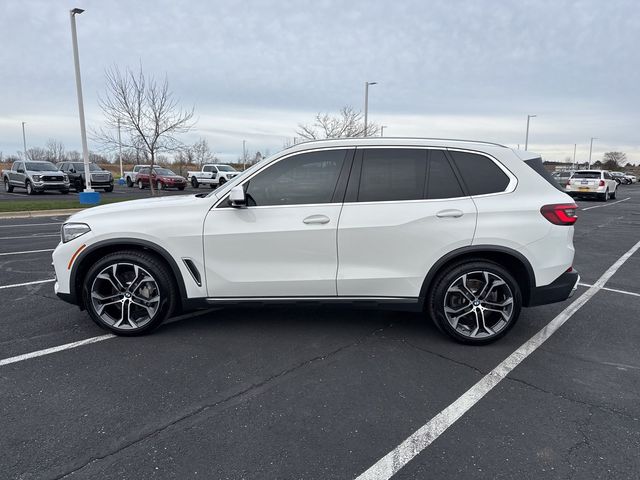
[
  {"x1": 436, "y1": 209, "x2": 464, "y2": 218},
  {"x1": 303, "y1": 214, "x2": 330, "y2": 225}
]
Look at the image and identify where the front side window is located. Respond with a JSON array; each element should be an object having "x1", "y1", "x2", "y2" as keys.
[
  {"x1": 449, "y1": 151, "x2": 510, "y2": 195},
  {"x1": 357, "y1": 148, "x2": 427, "y2": 202},
  {"x1": 244, "y1": 149, "x2": 347, "y2": 207}
]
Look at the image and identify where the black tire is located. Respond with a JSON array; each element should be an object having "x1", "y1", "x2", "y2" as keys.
[
  {"x1": 138, "y1": 179, "x2": 144, "y2": 189},
  {"x1": 599, "y1": 190, "x2": 608, "y2": 202},
  {"x1": 191, "y1": 177, "x2": 199, "y2": 188},
  {"x1": 126, "y1": 177, "x2": 133, "y2": 188},
  {"x1": 82, "y1": 250, "x2": 177, "y2": 336},
  {"x1": 4, "y1": 178, "x2": 13, "y2": 193},
  {"x1": 210, "y1": 184, "x2": 216, "y2": 189},
  {"x1": 60, "y1": 189, "x2": 69, "y2": 195},
  {"x1": 610, "y1": 189, "x2": 616, "y2": 199},
  {"x1": 178, "y1": 186, "x2": 185, "y2": 191},
  {"x1": 105, "y1": 186, "x2": 114, "y2": 192},
  {"x1": 427, "y1": 260, "x2": 522, "y2": 345},
  {"x1": 26, "y1": 180, "x2": 35, "y2": 195},
  {"x1": 157, "y1": 181, "x2": 164, "y2": 191},
  {"x1": 219, "y1": 177, "x2": 227, "y2": 186}
]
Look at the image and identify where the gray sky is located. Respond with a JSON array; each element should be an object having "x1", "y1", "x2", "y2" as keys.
[{"x1": 1, "y1": 0, "x2": 638, "y2": 164}]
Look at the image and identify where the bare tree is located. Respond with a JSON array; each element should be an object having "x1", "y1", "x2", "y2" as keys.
[
  {"x1": 26, "y1": 147, "x2": 48, "y2": 161},
  {"x1": 296, "y1": 106, "x2": 379, "y2": 140},
  {"x1": 45, "y1": 139, "x2": 66, "y2": 163},
  {"x1": 94, "y1": 65, "x2": 195, "y2": 195},
  {"x1": 602, "y1": 151, "x2": 627, "y2": 171},
  {"x1": 192, "y1": 138, "x2": 214, "y2": 168}
]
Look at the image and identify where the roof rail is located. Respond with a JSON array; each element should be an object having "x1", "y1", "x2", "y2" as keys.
[{"x1": 286, "y1": 137, "x2": 508, "y2": 149}]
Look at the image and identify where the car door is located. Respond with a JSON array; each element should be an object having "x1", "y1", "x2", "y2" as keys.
[
  {"x1": 203, "y1": 148, "x2": 354, "y2": 297},
  {"x1": 13, "y1": 162, "x2": 26, "y2": 186},
  {"x1": 337, "y1": 148, "x2": 477, "y2": 298}
]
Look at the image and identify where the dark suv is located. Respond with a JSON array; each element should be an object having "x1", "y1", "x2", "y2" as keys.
[{"x1": 57, "y1": 162, "x2": 114, "y2": 192}]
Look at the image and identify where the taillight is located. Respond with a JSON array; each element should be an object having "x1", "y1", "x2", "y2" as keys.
[
  {"x1": 540, "y1": 203, "x2": 578, "y2": 225},
  {"x1": 599, "y1": 179, "x2": 605, "y2": 187}
]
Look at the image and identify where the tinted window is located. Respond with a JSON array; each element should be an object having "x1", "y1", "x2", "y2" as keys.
[
  {"x1": 524, "y1": 157, "x2": 564, "y2": 192},
  {"x1": 573, "y1": 171, "x2": 601, "y2": 179},
  {"x1": 449, "y1": 151, "x2": 510, "y2": 195},
  {"x1": 245, "y1": 149, "x2": 347, "y2": 206},
  {"x1": 426, "y1": 150, "x2": 464, "y2": 199},
  {"x1": 357, "y1": 149, "x2": 427, "y2": 202}
]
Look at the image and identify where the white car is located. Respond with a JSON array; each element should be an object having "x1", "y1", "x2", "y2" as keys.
[
  {"x1": 53, "y1": 138, "x2": 579, "y2": 344},
  {"x1": 624, "y1": 172, "x2": 637, "y2": 184},
  {"x1": 565, "y1": 170, "x2": 618, "y2": 201},
  {"x1": 123, "y1": 165, "x2": 150, "y2": 187},
  {"x1": 187, "y1": 164, "x2": 240, "y2": 189}
]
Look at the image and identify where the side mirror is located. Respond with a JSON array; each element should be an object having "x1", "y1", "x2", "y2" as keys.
[
  {"x1": 17, "y1": 168, "x2": 25, "y2": 173},
  {"x1": 69, "y1": 168, "x2": 76, "y2": 173},
  {"x1": 228, "y1": 185, "x2": 246, "y2": 208}
]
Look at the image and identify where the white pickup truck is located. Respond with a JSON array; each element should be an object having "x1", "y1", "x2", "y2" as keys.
[
  {"x1": 123, "y1": 165, "x2": 150, "y2": 187},
  {"x1": 187, "y1": 164, "x2": 240, "y2": 189}
]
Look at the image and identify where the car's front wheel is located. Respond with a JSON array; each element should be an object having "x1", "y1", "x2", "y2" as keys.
[
  {"x1": 82, "y1": 251, "x2": 177, "y2": 336},
  {"x1": 427, "y1": 260, "x2": 522, "y2": 344},
  {"x1": 138, "y1": 180, "x2": 144, "y2": 189},
  {"x1": 4, "y1": 178, "x2": 13, "y2": 192},
  {"x1": 26, "y1": 180, "x2": 34, "y2": 195}
]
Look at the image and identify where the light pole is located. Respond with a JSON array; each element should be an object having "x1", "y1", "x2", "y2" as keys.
[
  {"x1": 588, "y1": 137, "x2": 597, "y2": 169},
  {"x1": 524, "y1": 114, "x2": 536, "y2": 151},
  {"x1": 242, "y1": 140, "x2": 246, "y2": 170},
  {"x1": 21, "y1": 122, "x2": 28, "y2": 160},
  {"x1": 363, "y1": 81, "x2": 377, "y2": 137},
  {"x1": 117, "y1": 118, "x2": 124, "y2": 183},
  {"x1": 380, "y1": 125, "x2": 387, "y2": 137},
  {"x1": 572, "y1": 143, "x2": 577, "y2": 170},
  {"x1": 70, "y1": 7, "x2": 97, "y2": 203}
]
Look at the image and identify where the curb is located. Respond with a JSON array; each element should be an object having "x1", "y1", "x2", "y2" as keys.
[{"x1": 0, "y1": 208, "x2": 86, "y2": 220}]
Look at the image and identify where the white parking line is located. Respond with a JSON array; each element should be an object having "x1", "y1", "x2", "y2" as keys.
[
  {"x1": 578, "y1": 282, "x2": 640, "y2": 298},
  {"x1": 356, "y1": 238, "x2": 640, "y2": 480},
  {"x1": 0, "y1": 308, "x2": 218, "y2": 368},
  {"x1": 0, "y1": 222, "x2": 62, "y2": 228},
  {"x1": 0, "y1": 279, "x2": 55, "y2": 290},
  {"x1": 0, "y1": 234, "x2": 60, "y2": 240},
  {"x1": 0, "y1": 248, "x2": 55, "y2": 256},
  {"x1": 581, "y1": 197, "x2": 630, "y2": 211}
]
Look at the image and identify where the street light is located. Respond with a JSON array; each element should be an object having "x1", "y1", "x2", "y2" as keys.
[
  {"x1": 588, "y1": 137, "x2": 598, "y2": 169},
  {"x1": 380, "y1": 125, "x2": 387, "y2": 137},
  {"x1": 363, "y1": 81, "x2": 377, "y2": 137},
  {"x1": 572, "y1": 143, "x2": 577, "y2": 170},
  {"x1": 69, "y1": 7, "x2": 98, "y2": 204},
  {"x1": 21, "y1": 122, "x2": 27, "y2": 160},
  {"x1": 524, "y1": 114, "x2": 536, "y2": 151}
]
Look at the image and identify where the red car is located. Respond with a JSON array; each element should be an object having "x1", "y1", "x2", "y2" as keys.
[{"x1": 136, "y1": 167, "x2": 187, "y2": 191}]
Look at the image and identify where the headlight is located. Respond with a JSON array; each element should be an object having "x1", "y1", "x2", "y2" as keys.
[
  {"x1": 61, "y1": 223, "x2": 91, "y2": 243},
  {"x1": 63, "y1": 175, "x2": 69, "y2": 182},
  {"x1": 32, "y1": 175, "x2": 41, "y2": 181}
]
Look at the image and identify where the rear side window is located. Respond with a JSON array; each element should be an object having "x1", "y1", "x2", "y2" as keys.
[
  {"x1": 426, "y1": 150, "x2": 464, "y2": 199},
  {"x1": 357, "y1": 148, "x2": 427, "y2": 202},
  {"x1": 524, "y1": 157, "x2": 564, "y2": 192},
  {"x1": 449, "y1": 151, "x2": 510, "y2": 195},
  {"x1": 573, "y1": 171, "x2": 601, "y2": 179}
]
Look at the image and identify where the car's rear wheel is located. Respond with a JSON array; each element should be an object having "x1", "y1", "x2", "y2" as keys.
[
  {"x1": 599, "y1": 189, "x2": 608, "y2": 201},
  {"x1": 610, "y1": 188, "x2": 617, "y2": 199},
  {"x1": 191, "y1": 177, "x2": 199, "y2": 188},
  {"x1": 126, "y1": 177, "x2": 133, "y2": 187},
  {"x1": 82, "y1": 251, "x2": 177, "y2": 336},
  {"x1": 4, "y1": 178, "x2": 13, "y2": 192},
  {"x1": 427, "y1": 260, "x2": 522, "y2": 344}
]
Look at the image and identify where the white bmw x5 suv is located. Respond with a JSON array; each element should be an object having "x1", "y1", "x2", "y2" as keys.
[{"x1": 53, "y1": 138, "x2": 579, "y2": 344}]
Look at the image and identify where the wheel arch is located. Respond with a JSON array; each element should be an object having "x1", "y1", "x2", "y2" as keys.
[
  {"x1": 69, "y1": 239, "x2": 189, "y2": 312},
  {"x1": 419, "y1": 245, "x2": 536, "y2": 308}
]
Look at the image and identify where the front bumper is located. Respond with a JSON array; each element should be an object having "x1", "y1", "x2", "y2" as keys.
[
  {"x1": 526, "y1": 269, "x2": 580, "y2": 307},
  {"x1": 33, "y1": 182, "x2": 70, "y2": 191}
]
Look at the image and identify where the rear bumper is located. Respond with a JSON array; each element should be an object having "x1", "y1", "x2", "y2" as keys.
[{"x1": 526, "y1": 270, "x2": 580, "y2": 307}]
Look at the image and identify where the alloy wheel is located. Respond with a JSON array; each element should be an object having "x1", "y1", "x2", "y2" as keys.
[
  {"x1": 443, "y1": 271, "x2": 514, "y2": 339},
  {"x1": 90, "y1": 263, "x2": 161, "y2": 331}
]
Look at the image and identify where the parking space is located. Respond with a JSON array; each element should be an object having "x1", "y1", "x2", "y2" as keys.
[{"x1": 0, "y1": 186, "x2": 639, "y2": 479}]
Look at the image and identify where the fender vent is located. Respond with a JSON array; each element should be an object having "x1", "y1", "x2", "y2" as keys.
[{"x1": 182, "y1": 258, "x2": 202, "y2": 286}]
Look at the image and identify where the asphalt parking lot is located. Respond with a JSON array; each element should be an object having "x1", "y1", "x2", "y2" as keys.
[
  {"x1": 0, "y1": 181, "x2": 208, "y2": 203},
  {"x1": 1, "y1": 185, "x2": 639, "y2": 479}
]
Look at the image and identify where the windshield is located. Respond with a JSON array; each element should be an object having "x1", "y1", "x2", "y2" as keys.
[
  {"x1": 573, "y1": 171, "x2": 601, "y2": 179},
  {"x1": 154, "y1": 168, "x2": 176, "y2": 175},
  {"x1": 72, "y1": 163, "x2": 103, "y2": 172},
  {"x1": 216, "y1": 165, "x2": 237, "y2": 172},
  {"x1": 25, "y1": 162, "x2": 58, "y2": 172}
]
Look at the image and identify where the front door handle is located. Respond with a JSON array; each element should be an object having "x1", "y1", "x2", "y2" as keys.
[
  {"x1": 303, "y1": 214, "x2": 330, "y2": 225},
  {"x1": 436, "y1": 209, "x2": 464, "y2": 218}
]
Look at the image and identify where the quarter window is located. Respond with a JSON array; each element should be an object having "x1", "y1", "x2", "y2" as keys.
[
  {"x1": 244, "y1": 149, "x2": 348, "y2": 207},
  {"x1": 357, "y1": 149, "x2": 427, "y2": 202},
  {"x1": 426, "y1": 150, "x2": 464, "y2": 199},
  {"x1": 449, "y1": 151, "x2": 510, "y2": 195}
]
